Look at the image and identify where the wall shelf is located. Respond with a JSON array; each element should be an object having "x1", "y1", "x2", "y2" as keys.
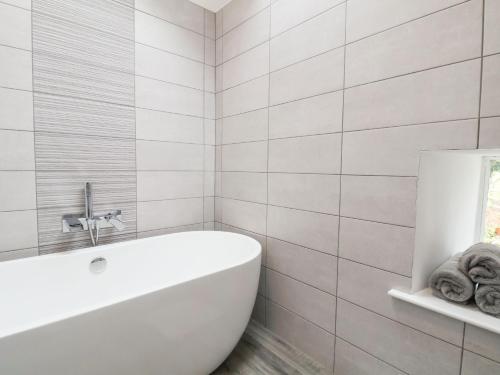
[{"x1": 389, "y1": 288, "x2": 500, "y2": 335}]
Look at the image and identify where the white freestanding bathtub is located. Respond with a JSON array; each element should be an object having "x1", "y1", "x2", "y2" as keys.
[{"x1": 0, "y1": 231, "x2": 261, "y2": 375}]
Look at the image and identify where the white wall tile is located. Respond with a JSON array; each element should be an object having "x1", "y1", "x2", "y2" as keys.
[
  {"x1": 461, "y1": 351, "x2": 500, "y2": 375},
  {"x1": 269, "y1": 91, "x2": 342, "y2": 139},
  {"x1": 220, "y1": 172, "x2": 267, "y2": 203},
  {"x1": 135, "y1": 76, "x2": 204, "y2": 116},
  {"x1": 222, "y1": 108, "x2": 268, "y2": 144},
  {"x1": 222, "y1": 42, "x2": 269, "y2": 90},
  {"x1": 268, "y1": 134, "x2": 341, "y2": 174},
  {"x1": 0, "y1": 45, "x2": 32, "y2": 91},
  {"x1": 340, "y1": 176, "x2": 417, "y2": 227},
  {"x1": 267, "y1": 237, "x2": 337, "y2": 294},
  {"x1": 136, "y1": 108, "x2": 203, "y2": 143},
  {"x1": 0, "y1": 210, "x2": 38, "y2": 252},
  {"x1": 0, "y1": 2, "x2": 31, "y2": 50},
  {"x1": 136, "y1": 140, "x2": 204, "y2": 170},
  {"x1": 135, "y1": 11, "x2": 204, "y2": 61},
  {"x1": 205, "y1": 37, "x2": 216, "y2": 65},
  {"x1": 339, "y1": 217, "x2": 414, "y2": 276},
  {"x1": 268, "y1": 173, "x2": 340, "y2": 214},
  {"x1": 484, "y1": 0, "x2": 500, "y2": 55},
  {"x1": 2, "y1": 0, "x2": 31, "y2": 10},
  {"x1": 267, "y1": 205, "x2": 338, "y2": 254},
  {"x1": 135, "y1": 43, "x2": 204, "y2": 89},
  {"x1": 270, "y1": 4, "x2": 345, "y2": 71},
  {"x1": 222, "y1": 75, "x2": 269, "y2": 117},
  {"x1": 481, "y1": 54, "x2": 500, "y2": 117},
  {"x1": 205, "y1": 65, "x2": 215, "y2": 92},
  {"x1": 270, "y1": 48, "x2": 344, "y2": 105},
  {"x1": 222, "y1": 8, "x2": 270, "y2": 62},
  {"x1": 464, "y1": 324, "x2": 500, "y2": 364},
  {"x1": 345, "y1": 0, "x2": 482, "y2": 86},
  {"x1": 336, "y1": 300, "x2": 462, "y2": 375},
  {"x1": 267, "y1": 269, "x2": 336, "y2": 332},
  {"x1": 221, "y1": 141, "x2": 267, "y2": 172},
  {"x1": 135, "y1": 0, "x2": 205, "y2": 34},
  {"x1": 221, "y1": 198, "x2": 267, "y2": 234},
  {"x1": 0, "y1": 130, "x2": 34, "y2": 170},
  {"x1": 0, "y1": 171, "x2": 36, "y2": 211},
  {"x1": 137, "y1": 197, "x2": 203, "y2": 232},
  {"x1": 137, "y1": 171, "x2": 204, "y2": 201},
  {"x1": 222, "y1": 0, "x2": 269, "y2": 34},
  {"x1": 0, "y1": 87, "x2": 33, "y2": 131},
  {"x1": 270, "y1": 0, "x2": 344, "y2": 37},
  {"x1": 342, "y1": 119, "x2": 478, "y2": 176},
  {"x1": 344, "y1": 59, "x2": 480, "y2": 131},
  {"x1": 346, "y1": 0, "x2": 468, "y2": 43},
  {"x1": 205, "y1": 10, "x2": 215, "y2": 39},
  {"x1": 479, "y1": 117, "x2": 500, "y2": 149}
]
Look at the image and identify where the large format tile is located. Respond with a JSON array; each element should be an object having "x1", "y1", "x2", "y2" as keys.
[
  {"x1": 221, "y1": 141, "x2": 268, "y2": 172},
  {"x1": 270, "y1": 0, "x2": 344, "y2": 37},
  {"x1": 136, "y1": 108, "x2": 204, "y2": 144},
  {"x1": 137, "y1": 198, "x2": 203, "y2": 232},
  {"x1": 270, "y1": 48, "x2": 344, "y2": 105},
  {"x1": 268, "y1": 173, "x2": 340, "y2": 214},
  {"x1": 135, "y1": 0, "x2": 205, "y2": 35},
  {"x1": 135, "y1": 43, "x2": 204, "y2": 89},
  {"x1": 340, "y1": 176, "x2": 417, "y2": 227},
  {"x1": 345, "y1": 0, "x2": 482, "y2": 86},
  {"x1": 479, "y1": 117, "x2": 500, "y2": 149},
  {"x1": 346, "y1": 0, "x2": 464, "y2": 42},
  {"x1": 484, "y1": 0, "x2": 500, "y2": 55},
  {"x1": 334, "y1": 338, "x2": 405, "y2": 375},
  {"x1": 222, "y1": 0, "x2": 269, "y2": 34},
  {"x1": 481, "y1": 54, "x2": 500, "y2": 118},
  {"x1": 270, "y1": 4, "x2": 345, "y2": 71},
  {"x1": 266, "y1": 269, "x2": 336, "y2": 332},
  {"x1": 222, "y1": 109, "x2": 268, "y2": 144},
  {"x1": 339, "y1": 217, "x2": 414, "y2": 276},
  {"x1": 267, "y1": 237, "x2": 337, "y2": 294},
  {"x1": 222, "y1": 75, "x2": 269, "y2": 117},
  {"x1": 221, "y1": 198, "x2": 267, "y2": 235},
  {"x1": 336, "y1": 300, "x2": 462, "y2": 375},
  {"x1": 136, "y1": 76, "x2": 204, "y2": 116},
  {"x1": 135, "y1": 11, "x2": 204, "y2": 61},
  {"x1": 0, "y1": 45, "x2": 32, "y2": 91},
  {"x1": 2, "y1": 0, "x2": 31, "y2": 10},
  {"x1": 342, "y1": 120, "x2": 478, "y2": 176},
  {"x1": 137, "y1": 171, "x2": 204, "y2": 201},
  {"x1": 0, "y1": 130, "x2": 34, "y2": 170},
  {"x1": 267, "y1": 205, "x2": 338, "y2": 254},
  {"x1": 337, "y1": 258, "x2": 464, "y2": 346},
  {"x1": 222, "y1": 8, "x2": 270, "y2": 62},
  {"x1": 0, "y1": 172, "x2": 36, "y2": 211},
  {"x1": 344, "y1": 59, "x2": 480, "y2": 131},
  {"x1": 268, "y1": 134, "x2": 341, "y2": 174},
  {"x1": 0, "y1": 210, "x2": 38, "y2": 252},
  {"x1": 464, "y1": 324, "x2": 500, "y2": 363},
  {"x1": 222, "y1": 42, "x2": 269, "y2": 90},
  {"x1": 0, "y1": 87, "x2": 33, "y2": 131},
  {"x1": 266, "y1": 301, "x2": 335, "y2": 371},
  {"x1": 136, "y1": 140, "x2": 204, "y2": 170},
  {"x1": 0, "y1": 2, "x2": 31, "y2": 50},
  {"x1": 220, "y1": 172, "x2": 267, "y2": 203},
  {"x1": 461, "y1": 351, "x2": 500, "y2": 375},
  {"x1": 269, "y1": 91, "x2": 342, "y2": 139}
]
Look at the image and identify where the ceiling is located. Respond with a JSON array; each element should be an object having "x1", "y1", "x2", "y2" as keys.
[{"x1": 189, "y1": 0, "x2": 232, "y2": 12}]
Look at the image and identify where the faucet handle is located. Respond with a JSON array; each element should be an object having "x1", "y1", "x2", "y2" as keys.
[{"x1": 108, "y1": 217, "x2": 125, "y2": 231}]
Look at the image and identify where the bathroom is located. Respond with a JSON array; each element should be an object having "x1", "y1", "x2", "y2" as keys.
[{"x1": 0, "y1": 0, "x2": 500, "y2": 373}]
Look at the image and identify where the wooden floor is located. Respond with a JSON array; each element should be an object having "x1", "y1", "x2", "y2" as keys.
[{"x1": 211, "y1": 321, "x2": 329, "y2": 375}]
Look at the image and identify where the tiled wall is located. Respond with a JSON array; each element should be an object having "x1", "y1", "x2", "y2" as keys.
[
  {"x1": 0, "y1": 0, "x2": 215, "y2": 258},
  {"x1": 214, "y1": 0, "x2": 500, "y2": 374}
]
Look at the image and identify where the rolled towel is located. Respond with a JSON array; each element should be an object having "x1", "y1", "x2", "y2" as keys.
[
  {"x1": 475, "y1": 285, "x2": 500, "y2": 317},
  {"x1": 458, "y1": 243, "x2": 500, "y2": 284},
  {"x1": 428, "y1": 253, "x2": 475, "y2": 303}
]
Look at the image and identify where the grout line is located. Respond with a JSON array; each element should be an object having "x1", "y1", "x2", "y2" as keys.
[
  {"x1": 266, "y1": 267, "x2": 336, "y2": 297},
  {"x1": 0, "y1": 41, "x2": 31, "y2": 53},
  {"x1": 0, "y1": 0, "x2": 30, "y2": 11},
  {"x1": 134, "y1": 73, "x2": 205, "y2": 92},
  {"x1": 134, "y1": 41, "x2": 205, "y2": 65}
]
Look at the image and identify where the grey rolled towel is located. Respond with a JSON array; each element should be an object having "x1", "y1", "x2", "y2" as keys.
[
  {"x1": 475, "y1": 285, "x2": 500, "y2": 317},
  {"x1": 458, "y1": 243, "x2": 500, "y2": 284},
  {"x1": 428, "y1": 253, "x2": 475, "y2": 303}
]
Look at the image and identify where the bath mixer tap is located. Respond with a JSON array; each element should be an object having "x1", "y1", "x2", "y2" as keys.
[{"x1": 61, "y1": 182, "x2": 125, "y2": 246}]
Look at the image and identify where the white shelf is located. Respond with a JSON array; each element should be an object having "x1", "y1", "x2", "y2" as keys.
[{"x1": 388, "y1": 288, "x2": 500, "y2": 335}]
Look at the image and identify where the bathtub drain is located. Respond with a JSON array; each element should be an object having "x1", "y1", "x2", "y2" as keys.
[{"x1": 89, "y1": 257, "x2": 107, "y2": 274}]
